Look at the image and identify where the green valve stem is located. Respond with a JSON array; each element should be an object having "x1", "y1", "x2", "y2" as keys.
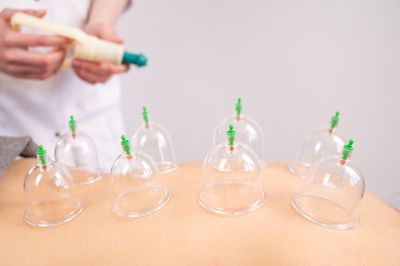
[
  {"x1": 121, "y1": 135, "x2": 132, "y2": 159},
  {"x1": 235, "y1": 98, "x2": 242, "y2": 120},
  {"x1": 330, "y1": 111, "x2": 340, "y2": 134},
  {"x1": 122, "y1": 52, "x2": 147, "y2": 67},
  {"x1": 69, "y1": 115, "x2": 77, "y2": 137},
  {"x1": 227, "y1": 124, "x2": 236, "y2": 152},
  {"x1": 37, "y1": 145, "x2": 47, "y2": 169},
  {"x1": 341, "y1": 139, "x2": 354, "y2": 164},
  {"x1": 142, "y1": 106, "x2": 150, "y2": 129}
]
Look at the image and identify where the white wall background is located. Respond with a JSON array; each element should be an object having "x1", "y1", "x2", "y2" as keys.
[{"x1": 116, "y1": 0, "x2": 400, "y2": 209}]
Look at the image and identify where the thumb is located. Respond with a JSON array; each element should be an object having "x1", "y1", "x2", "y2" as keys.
[
  {"x1": 105, "y1": 36, "x2": 124, "y2": 44},
  {"x1": 97, "y1": 28, "x2": 124, "y2": 44},
  {"x1": 1, "y1": 8, "x2": 46, "y2": 22}
]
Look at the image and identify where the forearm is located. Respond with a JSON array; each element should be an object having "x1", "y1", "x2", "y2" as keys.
[{"x1": 87, "y1": 0, "x2": 129, "y2": 26}]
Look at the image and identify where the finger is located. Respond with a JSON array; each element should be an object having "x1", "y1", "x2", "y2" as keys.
[
  {"x1": 43, "y1": 48, "x2": 66, "y2": 72},
  {"x1": 4, "y1": 47, "x2": 66, "y2": 66},
  {"x1": 5, "y1": 63, "x2": 45, "y2": 74},
  {"x1": 4, "y1": 31, "x2": 68, "y2": 47},
  {"x1": 5, "y1": 51, "x2": 63, "y2": 80},
  {"x1": 72, "y1": 59, "x2": 111, "y2": 76},
  {"x1": 10, "y1": 73, "x2": 55, "y2": 80},
  {"x1": 10, "y1": 68, "x2": 58, "y2": 80},
  {"x1": 105, "y1": 36, "x2": 124, "y2": 44},
  {"x1": 10, "y1": 73, "x2": 45, "y2": 79},
  {"x1": 72, "y1": 66, "x2": 110, "y2": 84},
  {"x1": 9, "y1": 59, "x2": 63, "y2": 79},
  {"x1": 102, "y1": 63, "x2": 129, "y2": 74},
  {"x1": 97, "y1": 28, "x2": 124, "y2": 44},
  {"x1": 1, "y1": 8, "x2": 46, "y2": 21},
  {"x1": 44, "y1": 56, "x2": 65, "y2": 74}
]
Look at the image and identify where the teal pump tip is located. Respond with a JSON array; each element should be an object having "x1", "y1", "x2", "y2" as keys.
[{"x1": 122, "y1": 52, "x2": 147, "y2": 67}]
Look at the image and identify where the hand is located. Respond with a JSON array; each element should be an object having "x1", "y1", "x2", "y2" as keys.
[
  {"x1": 0, "y1": 8, "x2": 67, "y2": 80},
  {"x1": 72, "y1": 22, "x2": 129, "y2": 84}
]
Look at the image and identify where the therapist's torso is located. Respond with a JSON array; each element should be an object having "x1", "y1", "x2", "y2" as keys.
[{"x1": 0, "y1": 0, "x2": 125, "y2": 171}]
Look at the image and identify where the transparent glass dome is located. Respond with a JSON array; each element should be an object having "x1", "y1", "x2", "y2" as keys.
[
  {"x1": 292, "y1": 139, "x2": 365, "y2": 230},
  {"x1": 55, "y1": 116, "x2": 102, "y2": 186},
  {"x1": 132, "y1": 107, "x2": 178, "y2": 174},
  {"x1": 214, "y1": 98, "x2": 265, "y2": 167},
  {"x1": 111, "y1": 135, "x2": 170, "y2": 218},
  {"x1": 199, "y1": 125, "x2": 266, "y2": 215},
  {"x1": 289, "y1": 112, "x2": 346, "y2": 178},
  {"x1": 24, "y1": 145, "x2": 83, "y2": 227}
]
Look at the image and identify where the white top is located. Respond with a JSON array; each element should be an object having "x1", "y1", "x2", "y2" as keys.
[{"x1": 0, "y1": 0, "x2": 125, "y2": 172}]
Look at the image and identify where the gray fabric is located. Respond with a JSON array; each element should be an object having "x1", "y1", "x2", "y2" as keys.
[{"x1": 0, "y1": 136, "x2": 38, "y2": 178}]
